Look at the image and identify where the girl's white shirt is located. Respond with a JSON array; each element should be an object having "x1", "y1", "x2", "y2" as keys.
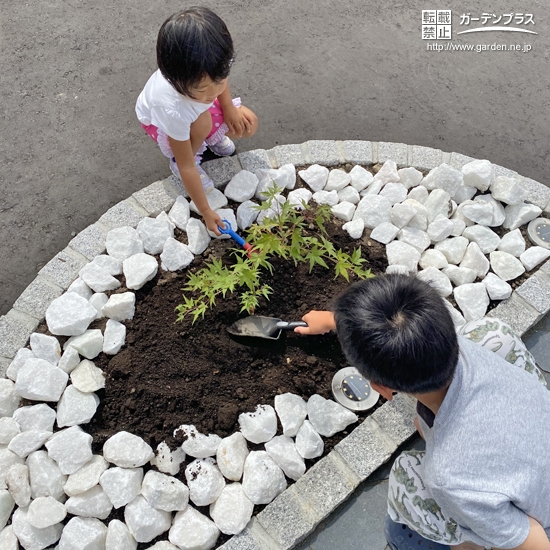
[{"x1": 135, "y1": 70, "x2": 213, "y2": 141}]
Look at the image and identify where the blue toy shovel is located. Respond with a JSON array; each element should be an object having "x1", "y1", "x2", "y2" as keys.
[{"x1": 217, "y1": 219, "x2": 254, "y2": 257}]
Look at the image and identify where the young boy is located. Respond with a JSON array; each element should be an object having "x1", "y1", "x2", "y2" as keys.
[{"x1": 296, "y1": 274, "x2": 550, "y2": 550}]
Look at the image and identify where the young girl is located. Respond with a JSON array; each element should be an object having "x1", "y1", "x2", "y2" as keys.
[{"x1": 136, "y1": 7, "x2": 258, "y2": 234}]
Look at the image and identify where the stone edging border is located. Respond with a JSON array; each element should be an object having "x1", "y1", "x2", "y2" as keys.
[{"x1": 1, "y1": 140, "x2": 550, "y2": 550}]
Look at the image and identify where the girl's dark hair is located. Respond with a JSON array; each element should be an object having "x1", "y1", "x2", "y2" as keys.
[
  {"x1": 157, "y1": 7, "x2": 234, "y2": 97},
  {"x1": 334, "y1": 274, "x2": 459, "y2": 394}
]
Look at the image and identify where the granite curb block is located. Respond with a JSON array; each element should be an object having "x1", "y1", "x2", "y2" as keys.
[{"x1": 2, "y1": 140, "x2": 550, "y2": 549}]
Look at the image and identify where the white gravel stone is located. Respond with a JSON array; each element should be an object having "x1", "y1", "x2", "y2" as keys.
[
  {"x1": 168, "y1": 196, "x2": 191, "y2": 230},
  {"x1": 434, "y1": 236, "x2": 469, "y2": 265},
  {"x1": 349, "y1": 165, "x2": 374, "y2": 191},
  {"x1": 123, "y1": 253, "x2": 158, "y2": 290},
  {"x1": 422, "y1": 164, "x2": 463, "y2": 197},
  {"x1": 65, "y1": 485, "x2": 113, "y2": 519},
  {"x1": 137, "y1": 217, "x2": 173, "y2": 255},
  {"x1": 449, "y1": 218, "x2": 466, "y2": 236},
  {"x1": 520, "y1": 246, "x2": 550, "y2": 271},
  {"x1": 337, "y1": 186, "x2": 360, "y2": 204},
  {"x1": 443, "y1": 299, "x2": 466, "y2": 328},
  {"x1": 160, "y1": 238, "x2": 194, "y2": 271},
  {"x1": 276, "y1": 163, "x2": 297, "y2": 189},
  {"x1": 298, "y1": 164, "x2": 329, "y2": 192},
  {"x1": 254, "y1": 169, "x2": 282, "y2": 199},
  {"x1": 141, "y1": 470, "x2": 189, "y2": 512},
  {"x1": 451, "y1": 201, "x2": 475, "y2": 228},
  {"x1": 8, "y1": 430, "x2": 52, "y2": 458},
  {"x1": 370, "y1": 222, "x2": 399, "y2": 245},
  {"x1": 210, "y1": 483, "x2": 253, "y2": 536},
  {"x1": 157, "y1": 210, "x2": 176, "y2": 233},
  {"x1": 6, "y1": 348, "x2": 35, "y2": 382},
  {"x1": 325, "y1": 169, "x2": 351, "y2": 191},
  {"x1": 57, "y1": 386, "x2": 99, "y2": 428},
  {"x1": 236, "y1": 200, "x2": 260, "y2": 229},
  {"x1": 403, "y1": 199, "x2": 428, "y2": 230},
  {"x1": 224, "y1": 170, "x2": 259, "y2": 202},
  {"x1": 353, "y1": 195, "x2": 392, "y2": 228},
  {"x1": 453, "y1": 183, "x2": 477, "y2": 204},
  {"x1": 497, "y1": 229, "x2": 526, "y2": 257},
  {"x1": 46, "y1": 426, "x2": 93, "y2": 475},
  {"x1": 106, "y1": 519, "x2": 137, "y2": 550},
  {"x1": 27, "y1": 495, "x2": 67, "y2": 528},
  {"x1": 397, "y1": 167, "x2": 423, "y2": 189},
  {"x1": 15, "y1": 359, "x2": 67, "y2": 402},
  {"x1": 190, "y1": 188, "x2": 228, "y2": 214},
  {"x1": 11, "y1": 506, "x2": 63, "y2": 550},
  {"x1": 100, "y1": 467, "x2": 143, "y2": 509},
  {"x1": 417, "y1": 268, "x2": 453, "y2": 297},
  {"x1": 102, "y1": 292, "x2": 136, "y2": 322},
  {"x1": 151, "y1": 442, "x2": 186, "y2": 476},
  {"x1": 462, "y1": 201, "x2": 494, "y2": 226},
  {"x1": 29, "y1": 333, "x2": 61, "y2": 366},
  {"x1": 386, "y1": 241, "x2": 421, "y2": 272},
  {"x1": 70, "y1": 359, "x2": 105, "y2": 392},
  {"x1": 419, "y1": 249, "x2": 449, "y2": 270},
  {"x1": 242, "y1": 451, "x2": 287, "y2": 505},
  {"x1": 146, "y1": 541, "x2": 179, "y2": 550},
  {"x1": 79, "y1": 263, "x2": 121, "y2": 293},
  {"x1": 65, "y1": 330, "x2": 104, "y2": 360},
  {"x1": 0, "y1": 491, "x2": 15, "y2": 530},
  {"x1": 0, "y1": 379, "x2": 19, "y2": 417},
  {"x1": 58, "y1": 516, "x2": 107, "y2": 550},
  {"x1": 442, "y1": 266, "x2": 477, "y2": 286},
  {"x1": 58, "y1": 347, "x2": 81, "y2": 375},
  {"x1": 174, "y1": 425, "x2": 221, "y2": 458},
  {"x1": 313, "y1": 189, "x2": 339, "y2": 206},
  {"x1": 360, "y1": 180, "x2": 383, "y2": 196},
  {"x1": 6, "y1": 463, "x2": 31, "y2": 507},
  {"x1": 103, "y1": 431, "x2": 154, "y2": 468},
  {"x1": 238, "y1": 404, "x2": 278, "y2": 444},
  {"x1": 391, "y1": 203, "x2": 416, "y2": 229},
  {"x1": 265, "y1": 435, "x2": 306, "y2": 481},
  {"x1": 274, "y1": 393, "x2": 307, "y2": 437},
  {"x1": 503, "y1": 203, "x2": 542, "y2": 231},
  {"x1": 483, "y1": 273, "x2": 513, "y2": 300},
  {"x1": 106, "y1": 227, "x2": 144, "y2": 260},
  {"x1": 407, "y1": 186, "x2": 429, "y2": 204},
  {"x1": 89, "y1": 293, "x2": 108, "y2": 319},
  {"x1": 287, "y1": 188, "x2": 313, "y2": 210},
  {"x1": 490, "y1": 176, "x2": 527, "y2": 205},
  {"x1": 26, "y1": 450, "x2": 66, "y2": 500},
  {"x1": 0, "y1": 525, "x2": 17, "y2": 549},
  {"x1": 170, "y1": 506, "x2": 220, "y2": 550},
  {"x1": 398, "y1": 227, "x2": 431, "y2": 253},
  {"x1": 459, "y1": 242, "x2": 490, "y2": 278},
  {"x1": 462, "y1": 159, "x2": 494, "y2": 191},
  {"x1": 373, "y1": 160, "x2": 399, "y2": 184},
  {"x1": 186, "y1": 218, "x2": 211, "y2": 255},
  {"x1": 490, "y1": 251, "x2": 526, "y2": 281},
  {"x1": 102, "y1": 319, "x2": 126, "y2": 355},
  {"x1": 386, "y1": 265, "x2": 412, "y2": 275},
  {"x1": 342, "y1": 218, "x2": 364, "y2": 239},
  {"x1": 454, "y1": 283, "x2": 490, "y2": 322},
  {"x1": 307, "y1": 394, "x2": 358, "y2": 437},
  {"x1": 46, "y1": 292, "x2": 98, "y2": 336},
  {"x1": 295, "y1": 420, "x2": 324, "y2": 460},
  {"x1": 185, "y1": 458, "x2": 225, "y2": 507},
  {"x1": 331, "y1": 201, "x2": 356, "y2": 222},
  {"x1": 256, "y1": 194, "x2": 286, "y2": 223},
  {"x1": 462, "y1": 226, "x2": 501, "y2": 254},
  {"x1": 477, "y1": 195, "x2": 505, "y2": 229},
  {"x1": 67, "y1": 277, "x2": 94, "y2": 300},
  {"x1": 427, "y1": 216, "x2": 454, "y2": 243},
  {"x1": 216, "y1": 432, "x2": 249, "y2": 482},
  {"x1": 64, "y1": 455, "x2": 109, "y2": 497},
  {"x1": 379, "y1": 182, "x2": 407, "y2": 205},
  {"x1": 0, "y1": 417, "x2": 20, "y2": 445},
  {"x1": 424, "y1": 189, "x2": 452, "y2": 223}
]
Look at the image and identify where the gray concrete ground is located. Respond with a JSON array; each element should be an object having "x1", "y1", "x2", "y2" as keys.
[{"x1": 1, "y1": 0, "x2": 550, "y2": 314}]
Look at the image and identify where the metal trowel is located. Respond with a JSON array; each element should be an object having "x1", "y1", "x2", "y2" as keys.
[{"x1": 227, "y1": 316, "x2": 308, "y2": 340}]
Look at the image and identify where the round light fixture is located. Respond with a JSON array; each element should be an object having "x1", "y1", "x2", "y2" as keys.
[
  {"x1": 527, "y1": 217, "x2": 550, "y2": 250},
  {"x1": 332, "y1": 367, "x2": 379, "y2": 411}
]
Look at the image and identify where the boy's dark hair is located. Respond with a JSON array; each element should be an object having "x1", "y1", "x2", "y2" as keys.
[
  {"x1": 157, "y1": 7, "x2": 234, "y2": 97},
  {"x1": 334, "y1": 274, "x2": 459, "y2": 394}
]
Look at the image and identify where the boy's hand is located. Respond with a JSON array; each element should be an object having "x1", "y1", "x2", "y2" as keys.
[
  {"x1": 294, "y1": 311, "x2": 336, "y2": 335},
  {"x1": 203, "y1": 209, "x2": 223, "y2": 236}
]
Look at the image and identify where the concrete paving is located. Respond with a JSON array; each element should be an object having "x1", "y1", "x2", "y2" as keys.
[{"x1": 2, "y1": 0, "x2": 550, "y2": 314}]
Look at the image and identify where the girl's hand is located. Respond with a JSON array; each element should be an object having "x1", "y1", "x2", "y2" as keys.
[
  {"x1": 224, "y1": 106, "x2": 251, "y2": 138},
  {"x1": 203, "y1": 209, "x2": 223, "y2": 236},
  {"x1": 294, "y1": 311, "x2": 336, "y2": 335}
]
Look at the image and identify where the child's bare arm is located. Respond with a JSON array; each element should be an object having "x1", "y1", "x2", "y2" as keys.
[{"x1": 168, "y1": 136, "x2": 222, "y2": 234}]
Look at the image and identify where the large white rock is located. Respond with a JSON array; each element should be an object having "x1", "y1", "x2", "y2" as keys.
[
  {"x1": 6, "y1": 348, "x2": 35, "y2": 382},
  {"x1": 174, "y1": 425, "x2": 221, "y2": 458},
  {"x1": 170, "y1": 506, "x2": 220, "y2": 550},
  {"x1": 58, "y1": 347, "x2": 81, "y2": 374},
  {"x1": 422, "y1": 164, "x2": 462, "y2": 197},
  {"x1": 274, "y1": 393, "x2": 307, "y2": 437},
  {"x1": 361, "y1": 180, "x2": 383, "y2": 196},
  {"x1": 298, "y1": 164, "x2": 329, "y2": 192},
  {"x1": 452, "y1": 183, "x2": 477, "y2": 204},
  {"x1": 313, "y1": 189, "x2": 339, "y2": 206},
  {"x1": 100, "y1": 466, "x2": 143, "y2": 509},
  {"x1": 242, "y1": 451, "x2": 287, "y2": 505},
  {"x1": 103, "y1": 319, "x2": 126, "y2": 355},
  {"x1": 106, "y1": 227, "x2": 144, "y2": 260},
  {"x1": 353, "y1": 195, "x2": 392, "y2": 229},
  {"x1": 58, "y1": 516, "x2": 108, "y2": 550},
  {"x1": 434, "y1": 236, "x2": 469, "y2": 265},
  {"x1": 161, "y1": 238, "x2": 194, "y2": 271},
  {"x1": 185, "y1": 458, "x2": 225, "y2": 506},
  {"x1": 442, "y1": 265, "x2": 477, "y2": 286},
  {"x1": 257, "y1": 164, "x2": 296, "y2": 195},
  {"x1": 236, "y1": 200, "x2": 260, "y2": 229},
  {"x1": 0, "y1": 491, "x2": 15, "y2": 531},
  {"x1": 106, "y1": 519, "x2": 137, "y2": 550},
  {"x1": 168, "y1": 196, "x2": 191, "y2": 230},
  {"x1": 489, "y1": 251, "x2": 526, "y2": 281},
  {"x1": 66, "y1": 485, "x2": 113, "y2": 519},
  {"x1": 462, "y1": 226, "x2": 500, "y2": 254},
  {"x1": 386, "y1": 265, "x2": 412, "y2": 275},
  {"x1": 338, "y1": 186, "x2": 360, "y2": 205},
  {"x1": 483, "y1": 273, "x2": 512, "y2": 300},
  {"x1": 462, "y1": 201, "x2": 494, "y2": 226},
  {"x1": 520, "y1": 246, "x2": 550, "y2": 271},
  {"x1": 5, "y1": 463, "x2": 31, "y2": 507},
  {"x1": 150, "y1": 441, "x2": 186, "y2": 476},
  {"x1": 238, "y1": 404, "x2": 278, "y2": 444},
  {"x1": 137, "y1": 217, "x2": 173, "y2": 255},
  {"x1": 342, "y1": 218, "x2": 364, "y2": 239},
  {"x1": 186, "y1": 218, "x2": 211, "y2": 255},
  {"x1": 70, "y1": 359, "x2": 105, "y2": 392},
  {"x1": 373, "y1": 160, "x2": 399, "y2": 184},
  {"x1": 67, "y1": 277, "x2": 94, "y2": 300},
  {"x1": 64, "y1": 455, "x2": 109, "y2": 497},
  {"x1": 416, "y1": 268, "x2": 453, "y2": 297},
  {"x1": 370, "y1": 222, "x2": 399, "y2": 245},
  {"x1": 386, "y1": 241, "x2": 421, "y2": 272},
  {"x1": 307, "y1": 394, "x2": 358, "y2": 437},
  {"x1": 265, "y1": 435, "x2": 306, "y2": 480},
  {"x1": 407, "y1": 186, "x2": 429, "y2": 204},
  {"x1": 287, "y1": 188, "x2": 313, "y2": 210},
  {"x1": 443, "y1": 299, "x2": 466, "y2": 328},
  {"x1": 65, "y1": 330, "x2": 104, "y2": 360},
  {"x1": 256, "y1": 194, "x2": 286, "y2": 223},
  {"x1": 503, "y1": 203, "x2": 542, "y2": 231},
  {"x1": 216, "y1": 432, "x2": 249, "y2": 482},
  {"x1": 26, "y1": 450, "x2": 67, "y2": 500},
  {"x1": 349, "y1": 165, "x2": 374, "y2": 191},
  {"x1": 29, "y1": 333, "x2": 61, "y2": 366},
  {"x1": 8, "y1": 430, "x2": 52, "y2": 458},
  {"x1": 0, "y1": 379, "x2": 19, "y2": 417},
  {"x1": 402, "y1": 199, "x2": 428, "y2": 230},
  {"x1": 424, "y1": 189, "x2": 452, "y2": 223},
  {"x1": 497, "y1": 229, "x2": 526, "y2": 257},
  {"x1": 147, "y1": 542, "x2": 179, "y2": 550},
  {"x1": 0, "y1": 525, "x2": 17, "y2": 549},
  {"x1": 325, "y1": 169, "x2": 351, "y2": 191},
  {"x1": 0, "y1": 417, "x2": 20, "y2": 445},
  {"x1": 391, "y1": 202, "x2": 416, "y2": 229},
  {"x1": 419, "y1": 249, "x2": 449, "y2": 270},
  {"x1": 46, "y1": 292, "x2": 98, "y2": 336},
  {"x1": 14, "y1": 404, "x2": 56, "y2": 433},
  {"x1": 427, "y1": 216, "x2": 454, "y2": 243},
  {"x1": 397, "y1": 167, "x2": 423, "y2": 189},
  {"x1": 210, "y1": 483, "x2": 253, "y2": 536},
  {"x1": 398, "y1": 227, "x2": 430, "y2": 253},
  {"x1": 27, "y1": 495, "x2": 67, "y2": 528},
  {"x1": 454, "y1": 283, "x2": 490, "y2": 322},
  {"x1": 79, "y1": 262, "x2": 121, "y2": 293},
  {"x1": 225, "y1": 170, "x2": 259, "y2": 202},
  {"x1": 141, "y1": 470, "x2": 189, "y2": 512},
  {"x1": 15, "y1": 359, "x2": 68, "y2": 402},
  {"x1": 102, "y1": 292, "x2": 136, "y2": 322},
  {"x1": 89, "y1": 292, "x2": 109, "y2": 319},
  {"x1": 157, "y1": 209, "x2": 176, "y2": 234},
  {"x1": 11, "y1": 506, "x2": 63, "y2": 550},
  {"x1": 462, "y1": 159, "x2": 493, "y2": 191},
  {"x1": 490, "y1": 176, "x2": 527, "y2": 205},
  {"x1": 45, "y1": 426, "x2": 93, "y2": 475},
  {"x1": 472, "y1": 194, "x2": 505, "y2": 227},
  {"x1": 103, "y1": 431, "x2": 154, "y2": 468},
  {"x1": 190, "y1": 188, "x2": 228, "y2": 214},
  {"x1": 459, "y1": 242, "x2": 490, "y2": 278},
  {"x1": 379, "y1": 182, "x2": 407, "y2": 205},
  {"x1": 123, "y1": 253, "x2": 158, "y2": 290},
  {"x1": 331, "y1": 201, "x2": 356, "y2": 222}
]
